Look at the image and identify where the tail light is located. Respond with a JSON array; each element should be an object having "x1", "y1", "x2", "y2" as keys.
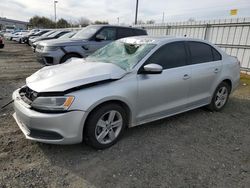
[
  {"x1": 237, "y1": 59, "x2": 240, "y2": 66},
  {"x1": 232, "y1": 56, "x2": 240, "y2": 66}
]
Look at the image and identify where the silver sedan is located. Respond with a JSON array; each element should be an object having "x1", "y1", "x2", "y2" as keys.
[{"x1": 13, "y1": 36, "x2": 240, "y2": 149}]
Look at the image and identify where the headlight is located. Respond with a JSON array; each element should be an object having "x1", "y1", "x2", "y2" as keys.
[
  {"x1": 31, "y1": 96, "x2": 74, "y2": 112},
  {"x1": 36, "y1": 45, "x2": 44, "y2": 51},
  {"x1": 45, "y1": 46, "x2": 59, "y2": 51}
]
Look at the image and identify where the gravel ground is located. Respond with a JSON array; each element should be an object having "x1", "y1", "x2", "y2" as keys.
[{"x1": 0, "y1": 40, "x2": 250, "y2": 188}]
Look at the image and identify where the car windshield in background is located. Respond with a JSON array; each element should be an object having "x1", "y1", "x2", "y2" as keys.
[
  {"x1": 59, "y1": 31, "x2": 76, "y2": 39},
  {"x1": 47, "y1": 31, "x2": 63, "y2": 37},
  {"x1": 86, "y1": 40, "x2": 156, "y2": 71},
  {"x1": 42, "y1": 30, "x2": 56, "y2": 37},
  {"x1": 33, "y1": 31, "x2": 44, "y2": 35},
  {"x1": 72, "y1": 25, "x2": 100, "y2": 39}
]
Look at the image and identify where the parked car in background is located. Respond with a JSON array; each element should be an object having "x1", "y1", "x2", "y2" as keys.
[
  {"x1": 23, "y1": 29, "x2": 51, "y2": 44},
  {"x1": 0, "y1": 31, "x2": 5, "y2": 36},
  {"x1": 12, "y1": 31, "x2": 29, "y2": 43},
  {"x1": 17, "y1": 29, "x2": 40, "y2": 43},
  {"x1": 35, "y1": 25, "x2": 147, "y2": 65},
  {"x1": 30, "y1": 30, "x2": 70, "y2": 51},
  {"x1": 4, "y1": 30, "x2": 21, "y2": 40},
  {"x1": 12, "y1": 36, "x2": 240, "y2": 149},
  {"x1": 28, "y1": 30, "x2": 56, "y2": 46},
  {"x1": 0, "y1": 36, "x2": 4, "y2": 48}
]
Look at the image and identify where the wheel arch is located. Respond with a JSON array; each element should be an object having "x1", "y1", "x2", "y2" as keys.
[
  {"x1": 221, "y1": 79, "x2": 232, "y2": 93},
  {"x1": 60, "y1": 52, "x2": 83, "y2": 64},
  {"x1": 82, "y1": 99, "x2": 133, "y2": 139}
]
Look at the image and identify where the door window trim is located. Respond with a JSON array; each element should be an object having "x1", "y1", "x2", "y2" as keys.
[
  {"x1": 138, "y1": 41, "x2": 189, "y2": 74},
  {"x1": 186, "y1": 41, "x2": 222, "y2": 65},
  {"x1": 93, "y1": 27, "x2": 117, "y2": 41}
]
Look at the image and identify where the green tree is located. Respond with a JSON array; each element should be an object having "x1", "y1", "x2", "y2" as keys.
[
  {"x1": 57, "y1": 18, "x2": 70, "y2": 28},
  {"x1": 146, "y1": 20, "x2": 155, "y2": 24},
  {"x1": 93, "y1": 20, "x2": 109, "y2": 25},
  {"x1": 29, "y1": 16, "x2": 55, "y2": 28}
]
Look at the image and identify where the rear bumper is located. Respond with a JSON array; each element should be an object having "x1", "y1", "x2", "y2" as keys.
[{"x1": 12, "y1": 89, "x2": 86, "y2": 144}]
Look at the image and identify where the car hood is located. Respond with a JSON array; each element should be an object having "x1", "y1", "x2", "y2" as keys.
[
  {"x1": 38, "y1": 38, "x2": 88, "y2": 47},
  {"x1": 26, "y1": 58, "x2": 127, "y2": 93}
]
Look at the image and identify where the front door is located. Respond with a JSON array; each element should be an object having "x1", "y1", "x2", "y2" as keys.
[{"x1": 136, "y1": 41, "x2": 191, "y2": 123}]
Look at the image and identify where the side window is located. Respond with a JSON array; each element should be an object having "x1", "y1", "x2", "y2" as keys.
[
  {"x1": 188, "y1": 42, "x2": 213, "y2": 64},
  {"x1": 134, "y1": 29, "x2": 147, "y2": 36},
  {"x1": 145, "y1": 42, "x2": 187, "y2": 69},
  {"x1": 117, "y1": 28, "x2": 135, "y2": 39},
  {"x1": 212, "y1": 47, "x2": 222, "y2": 61},
  {"x1": 98, "y1": 28, "x2": 116, "y2": 40}
]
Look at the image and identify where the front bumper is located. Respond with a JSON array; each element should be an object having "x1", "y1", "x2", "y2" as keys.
[
  {"x1": 12, "y1": 37, "x2": 19, "y2": 42},
  {"x1": 35, "y1": 48, "x2": 64, "y2": 65},
  {"x1": 12, "y1": 89, "x2": 86, "y2": 144}
]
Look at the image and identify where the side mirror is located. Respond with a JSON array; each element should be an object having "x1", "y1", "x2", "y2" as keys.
[
  {"x1": 142, "y1": 64, "x2": 163, "y2": 74},
  {"x1": 95, "y1": 34, "x2": 106, "y2": 41}
]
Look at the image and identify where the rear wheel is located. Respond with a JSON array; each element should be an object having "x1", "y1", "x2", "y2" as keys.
[
  {"x1": 207, "y1": 82, "x2": 230, "y2": 111},
  {"x1": 84, "y1": 103, "x2": 127, "y2": 149},
  {"x1": 60, "y1": 53, "x2": 82, "y2": 64}
]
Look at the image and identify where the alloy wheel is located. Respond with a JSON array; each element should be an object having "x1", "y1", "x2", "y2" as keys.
[
  {"x1": 95, "y1": 110, "x2": 123, "y2": 144},
  {"x1": 215, "y1": 86, "x2": 228, "y2": 109}
]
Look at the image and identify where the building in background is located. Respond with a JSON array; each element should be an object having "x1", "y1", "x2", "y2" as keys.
[{"x1": 0, "y1": 17, "x2": 28, "y2": 31}]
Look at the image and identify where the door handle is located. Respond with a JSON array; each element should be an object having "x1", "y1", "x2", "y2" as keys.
[
  {"x1": 214, "y1": 68, "x2": 219, "y2": 73},
  {"x1": 183, "y1": 74, "x2": 191, "y2": 80}
]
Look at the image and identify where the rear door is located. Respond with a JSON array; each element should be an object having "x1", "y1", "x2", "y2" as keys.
[
  {"x1": 186, "y1": 41, "x2": 222, "y2": 108},
  {"x1": 136, "y1": 41, "x2": 191, "y2": 123}
]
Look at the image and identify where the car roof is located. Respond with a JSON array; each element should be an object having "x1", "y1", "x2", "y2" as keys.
[
  {"x1": 122, "y1": 35, "x2": 215, "y2": 45},
  {"x1": 92, "y1": 24, "x2": 146, "y2": 31}
]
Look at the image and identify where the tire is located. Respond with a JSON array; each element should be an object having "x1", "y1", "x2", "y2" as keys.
[
  {"x1": 207, "y1": 82, "x2": 230, "y2": 111},
  {"x1": 60, "y1": 53, "x2": 81, "y2": 64},
  {"x1": 84, "y1": 103, "x2": 127, "y2": 149}
]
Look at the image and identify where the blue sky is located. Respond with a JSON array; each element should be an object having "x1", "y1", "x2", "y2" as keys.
[{"x1": 1, "y1": 0, "x2": 250, "y2": 24}]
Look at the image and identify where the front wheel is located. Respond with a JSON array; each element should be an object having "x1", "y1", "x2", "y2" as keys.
[
  {"x1": 207, "y1": 82, "x2": 230, "y2": 111},
  {"x1": 84, "y1": 103, "x2": 127, "y2": 149}
]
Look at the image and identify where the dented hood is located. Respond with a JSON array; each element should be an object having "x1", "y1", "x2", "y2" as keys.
[{"x1": 26, "y1": 58, "x2": 127, "y2": 92}]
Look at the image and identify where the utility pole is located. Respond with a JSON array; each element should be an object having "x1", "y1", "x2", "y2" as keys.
[
  {"x1": 134, "y1": 0, "x2": 139, "y2": 24},
  {"x1": 117, "y1": 17, "x2": 120, "y2": 25},
  {"x1": 54, "y1": 0, "x2": 58, "y2": 28},
  {"x1": 162, "y1": 12, "x2": 165, "y2": 23}
]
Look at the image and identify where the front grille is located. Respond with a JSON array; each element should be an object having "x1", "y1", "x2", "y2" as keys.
[
  {"x1": 29, "y1": 128, "x2": 63, "y2": 140},
  {"x1": 44, "y1": 57, "x2": 53, "y2": 64},
  {"x1": 19, "y1": 87, "x2": 38, "y2": 104}
]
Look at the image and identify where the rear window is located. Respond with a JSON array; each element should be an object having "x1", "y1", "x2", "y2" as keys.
[
  {"x1": 134, "y1": 29, "x2": 147, "y2": 35},
  {"x1": 188, "y1": 41, "x2": 221, "y2": 64},
  {"x1": 212, "y1": 48, "x2": 222, "y2": 61},
  {"x1": 188, "y1": 42, "x2": 213, "y2": 64},
  {"x1": 117, "y1": 28, "x2": 147, "y2": 39}
]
